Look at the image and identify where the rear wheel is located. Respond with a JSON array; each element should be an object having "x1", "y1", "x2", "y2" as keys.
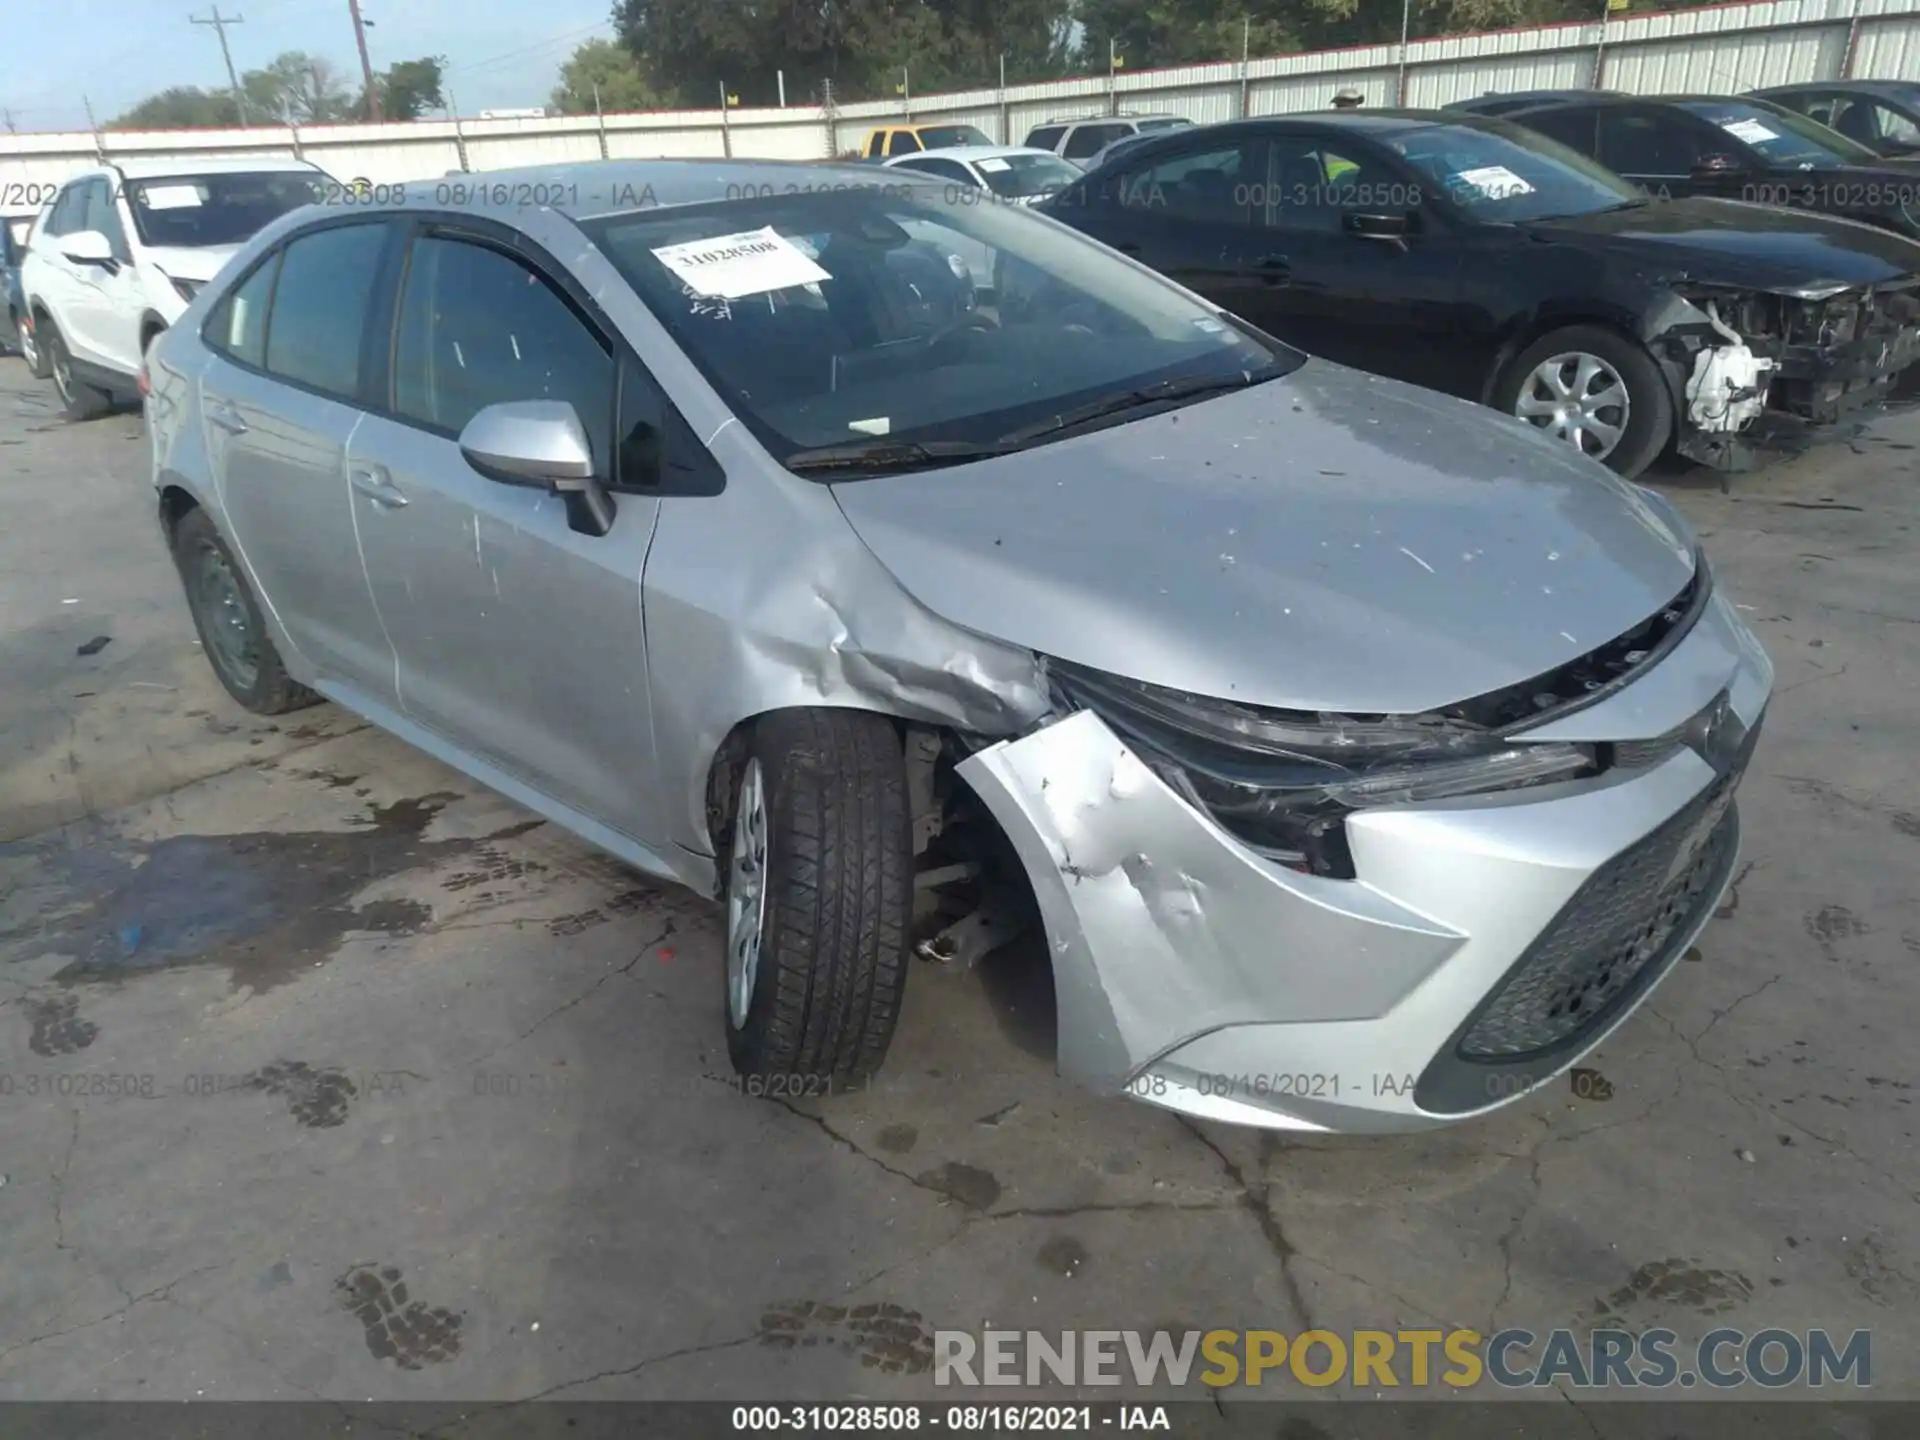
[
  {"x1": 44, "y1": 321, "x2": 112, "y2": 421},
  {"x1": 170, "y1": 507, "x2": 321, "y2": 715},
  {"x1": 1494, "y1": 324, "x2": 1672, "y2": 480},
  {"x1": 721, "y1": 708, "x2": 912, "y2": 1088}
]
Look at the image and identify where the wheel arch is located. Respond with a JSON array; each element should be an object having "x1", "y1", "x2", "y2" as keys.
[
  {"x1": 1481, "y1": 307, "x2": 1686, "y2": 448},
  {"x1": 139, "y1": 310, "x2": 170, "y2": 351}
]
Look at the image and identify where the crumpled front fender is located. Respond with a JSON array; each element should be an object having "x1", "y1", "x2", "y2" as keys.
[{"x1": 955, "y1": 709, "x2": 1465, "y2": 1094}]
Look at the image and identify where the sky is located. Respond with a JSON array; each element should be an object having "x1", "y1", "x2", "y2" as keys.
[{"x1": 1, "y1": 0, "x2": 617, "y2": 133}]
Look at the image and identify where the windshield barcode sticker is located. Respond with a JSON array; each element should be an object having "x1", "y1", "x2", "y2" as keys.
[
  {"x1": 141, "y1": 184, "x2": 206, "y2": 209},
  {"x1": 1722, "y1": 118, "x2": 1779, "y2": 144},
  {"x1": 1453, "y1": 165, "x2": 1535, "y2": 199},
  {"x1": 650, "y1": 226, "x2": 831, "y2": 300}
]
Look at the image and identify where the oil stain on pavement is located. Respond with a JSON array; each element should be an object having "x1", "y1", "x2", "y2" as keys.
[
  {"x1": 23, "y1": 994, "x2": 99, "y2": 1055},
  {"x1": 0, "y1": 793, "x2": 531, "y2": 992},
  {"x1": 248, "y1": 1061, "x2": 359, "y2": 1128},
  {"x1": 758, "y1": 1300, "x2": 936, "y2": 1373},
  {"x1": 336, "y1": 1264, "x2": 465, "y2": 1370}
]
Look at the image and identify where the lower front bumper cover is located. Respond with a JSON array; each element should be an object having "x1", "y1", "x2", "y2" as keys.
[{"x1": 956, "y1": 592, "x2": 1772, "y2": 1134}]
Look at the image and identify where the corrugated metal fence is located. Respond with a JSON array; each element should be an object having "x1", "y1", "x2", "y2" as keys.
[{"x1": 4, "y1": 0, "x2": 1919, "y2": 213}]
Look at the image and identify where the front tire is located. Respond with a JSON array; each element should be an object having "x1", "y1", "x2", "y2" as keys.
[
  {"x1": 18, "y1": 311, "x2": 49, "y2": 378},
  {"x1": 170, "y1": 507, "x2": 321, "y2": 715},
  {"x1": 1494, "y1": 324, "x2": 1672, "y2": 480},
  {"x1": 722, "y1": 708, "x2": 912, "y2": 1088},
  {"x1": 44, "y1": 321, "x2": 112, "y2": 421}
]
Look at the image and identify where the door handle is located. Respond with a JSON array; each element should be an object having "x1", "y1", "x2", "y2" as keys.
[
  {"x1": 351, "y1": 467, "x2": 409, "y2": 509},
  {"x1": 204, "y1": 399, "x2": 248, "y2": 434}
]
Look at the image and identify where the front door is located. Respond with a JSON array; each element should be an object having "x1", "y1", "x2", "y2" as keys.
[
  {"x1": 202, "y1": 221, "x2": 399, "y2": 701},
  {"x1": 1080, "y1": 133, "x2": 1274, "y2": 321},
  {"x1": 63, "y1": 178, "x2": 144, "y2": 374},
  {"x1": 346, "y1": 228, "x2": 663, "y2": 840}
]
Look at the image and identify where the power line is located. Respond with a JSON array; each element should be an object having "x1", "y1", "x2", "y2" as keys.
[{"x1": 190, "y1": 8, "x2": 250, "y2": 125}]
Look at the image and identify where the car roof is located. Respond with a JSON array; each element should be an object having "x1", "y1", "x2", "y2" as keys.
[
  {"x1": 1755, "y1": 79, "x2": 1920, "y2": 96},
  {"x1": 107, "y1": 156, "x2": 325, "y2": 180},
  {"x1": 367, "y1": 158, "x2": 939, "y2": 222},
  {"x1": 884, "y1": 145, "x2": 1063, "y2": 164}
]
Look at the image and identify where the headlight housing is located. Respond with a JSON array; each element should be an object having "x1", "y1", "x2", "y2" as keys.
[{"x1": 1050, "y1": 661, "x2": 1597, "y2": 878}]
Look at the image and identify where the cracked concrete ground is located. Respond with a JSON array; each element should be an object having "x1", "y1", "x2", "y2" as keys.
[{"x1": 0, "y1": 354, "x2": 1916, "y2": 1415}]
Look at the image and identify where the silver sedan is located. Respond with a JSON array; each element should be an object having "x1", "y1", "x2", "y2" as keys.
[{"x1": 143, "y1": 158, "x2": 1773, "y2": 1133}]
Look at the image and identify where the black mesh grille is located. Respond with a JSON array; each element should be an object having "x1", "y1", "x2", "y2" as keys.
[{"x1": 1455, "y1": 779, "x2": 1738, "y2": 1060}]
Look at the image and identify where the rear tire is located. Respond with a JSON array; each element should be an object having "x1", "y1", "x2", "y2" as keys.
[
  {"x1": 170, "y1": 507, "x2": 321, "y2": 715},
  {"x1": 44, "y1": 321, "x2": 112, "y2": 421},
  {"x1": 721, "y1": 708, "x2": 912, "y2": 1088},
  {"x1": 1494, "y1": 324, "x2": 1672, "y2": 480}
]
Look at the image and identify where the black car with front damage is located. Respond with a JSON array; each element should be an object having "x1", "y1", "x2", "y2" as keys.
[
  {"x1": 1030, "y1": 111, "x2": 1920, "y2": 478},
  {"x1": 1495, "y1": 92, "x2": 1920, "y2": 239}
]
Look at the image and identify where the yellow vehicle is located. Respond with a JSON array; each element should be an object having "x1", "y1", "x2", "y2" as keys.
[{"x1": 860, "y1": 122, "x2": 993, "y2": 159}]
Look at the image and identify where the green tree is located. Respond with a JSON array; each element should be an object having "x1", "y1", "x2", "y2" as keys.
[
  {"x1": 376, "y1": 56, "x2": 447, "y2": 120},
  {"x1": 241, "y1": 52, "x2": 354, "y2": 125},
  {"x1": 112, "y1": 86, "x2": 240, "y2": 129},
  {"x1": 551, "y1": 37, "x2": 662, "y2": 114}
]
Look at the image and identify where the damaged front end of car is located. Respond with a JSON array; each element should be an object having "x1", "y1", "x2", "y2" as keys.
[{"x1": 1651, "y1": 278, "x2": 1920, "y2": 474}]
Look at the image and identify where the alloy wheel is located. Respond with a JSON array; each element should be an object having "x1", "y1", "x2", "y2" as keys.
[
  {"x1": 1514, "y1": 351, "x2": 1631, "y2": 462},
  {"x1": 725, "y1": 758, "x2": 770, "y2": 1030}
]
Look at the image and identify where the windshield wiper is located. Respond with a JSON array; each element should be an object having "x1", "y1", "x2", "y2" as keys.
[
  {"x1": 996, "y1": 369, "x2": 1278, "y2": 447},
  {"x1": 784, "y1": 437, "x2": 1016, "y2": 475}
]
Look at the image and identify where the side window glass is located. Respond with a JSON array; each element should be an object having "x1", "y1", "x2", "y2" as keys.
[
  {"x1": 1118, "y1": 140, "x2": 1260, "y2": 224},
  {"x1": 887, "y1": 131, "x2": 922, "y2": 156},
  {"x1": 43, "y1": 184, "x2": 80, "y2": 237},
  {"x1": 866, "y1": 134, "x2": 884, "y2": 158},
  {"x1": 1518, "y1": 106, "x2": 1599, "y2": 157},
  {"x1": 263, "y1": 222, "x2": 389, "y2": 400},
  {"x1": 1026, "y1": 126, "x2": 1064, "y2": 152},
  {"x1": 1602, "y1": 111, "x2": 1708, "y2": 174},
  {"x1": 392, "y1": 235, "x2": 614, "y2": 472},
  {"x1": 1062, "y1": 125, "x2": 1112, "y2": 160},
  {"x1": 1875, "y1": 102, "x2": 1920, "y2": 146},
  {"x1": 86, "y1": 181, "x2": 132, "y2": 261},
  {"x1": 206, "y1": 251, "x2": 281, "y2": 369}
]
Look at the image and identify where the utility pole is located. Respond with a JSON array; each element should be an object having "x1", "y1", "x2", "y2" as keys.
[
  {"x1": 191, "y1": 8, "x2": 250, "y2": 126},
  {"x1": 83, "y1": 94, "x2": 106, "y2": 159},
  {"x1": 2, "y1": 108, "x2": 16, "y2": 135},
  {"x1": 347, "y1": 0, "x2": 382, "y2": 121}
]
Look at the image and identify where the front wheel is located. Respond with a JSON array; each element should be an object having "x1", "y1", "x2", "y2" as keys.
[
  {"x1": 16, "y1": 313, "x2": 47, "y2": 377},
  {"x1": 44, "y1": 321, "x2": 113, "y2": 421},
  {"x1": 721, "y1": 708, "x2": 912, "y2": 1088},
  {"x1": 1494, "y1": 324, "x2": 1672, "y2": 480}
]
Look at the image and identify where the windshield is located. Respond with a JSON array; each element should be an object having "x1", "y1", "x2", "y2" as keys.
[
  {"x1": 582, "y1": 185, "x2": 1295, "y2": 467},
  {"x1": 978, "y1": 152, "x2": 1083, "y2": 198},
  {"x1": 1386, "y1": 120, "x2": 1643, "y2": 221},
  {"x1": 916, "y1": 125, "x2": 992, "y2": 148},
  {"x1": 124, "y1": 172, "x2": 319, "y2": 248},
  {"x1": 1678, "y1": 99, "x2": 1881, "y2": 168},
  {"x1": 1136, "y1": 118, "x2": 1191, "y2": 131}
]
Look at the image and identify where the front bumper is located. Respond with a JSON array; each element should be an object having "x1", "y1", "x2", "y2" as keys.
[{"x1": 956, "y1": 589, "x2": 1773, "y2": 1133}]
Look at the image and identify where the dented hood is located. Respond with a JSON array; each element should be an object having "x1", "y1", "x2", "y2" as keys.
[
  {"x1": 830, "y1": 361, "x2": 1696, "y2": 716},
  {"x1": 1526, "y1": 197, "x2": 1920, "y2": 291}
]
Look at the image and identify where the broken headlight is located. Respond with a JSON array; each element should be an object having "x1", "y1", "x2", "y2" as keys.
[{"x1": 1051, "y1": 661, "x2": 1596, "y2": 878}]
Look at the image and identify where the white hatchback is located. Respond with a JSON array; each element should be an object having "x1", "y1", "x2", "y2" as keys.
[{"x1": 19, "y1": 157, "x2": 328, "y2": 418}]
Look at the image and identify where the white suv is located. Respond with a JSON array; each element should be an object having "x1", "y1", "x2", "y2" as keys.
[
  {"x1": 20, "y1": 157, "x2": 328, "y2": 418},
  {"x1": 1020, "y1": 113, "x2": 1193, "y2": 165}
]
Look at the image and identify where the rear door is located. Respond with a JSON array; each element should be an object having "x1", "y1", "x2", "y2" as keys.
[
  {"x1": 200, "y1": 219, "x2": 400, "y2": 703},
  {"x1": 344, "y1": 223, "x2": 667, "y2": 839}
]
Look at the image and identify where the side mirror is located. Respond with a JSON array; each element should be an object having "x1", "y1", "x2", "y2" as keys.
[
  {"x1": 1344, "y1": 210, "x2": 1413, "y2": 242},
  {"x1": 1691, "y1": 153, "x2": 1745, "y2": 179},
  {"x1": 458, "y1": 400, "x2": 616, "y2": 537},
  {"x1": 61, "y1": 230, "x2": 116, "y2": 267}
]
